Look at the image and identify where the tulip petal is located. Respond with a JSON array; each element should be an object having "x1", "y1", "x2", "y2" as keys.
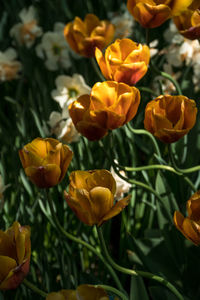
[
  {"x1": 114, "y1": 62, "x2": 148, "y2": 85},
  {"x1": 182, "y1": 218, "x2": 200, "y2": 245},
  {"x1": 25, "y1": 164, "x2": 61, "y2": 188},
  {"x1": 76, "y1": 284, "x2": 108, "y2": 300},
  {"x1": 95, "y1": 47, "x2": 109, "y2": 79},
  {"x1": 0, "y1": 256, "x2": 17, "y2": 282},
  {"x1": 0, "y1": 230, "x2": 16, "y2": 259},
  {"x1": 89, "y1": 187, "x2": 114, "y2": 223},
  {"x1": 98, "y1": 195, "x2": 130, "y2": 226},
  {"x1": 187, "y1": 191, "x2": 200, "y2": 221},
  {"x1": 87, "y1": 169, "x2": 116, "y2": 195},
  {"x1": 171, "y1": 0, "x2": 194, "y2": 16}
]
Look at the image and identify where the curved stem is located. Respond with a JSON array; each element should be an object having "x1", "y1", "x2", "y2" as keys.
[
  {"x1": 137, "y1": 86, "x2": 158, "y2": 96},
  {"x1": 151, "y1": 62, "x2": 182, "y2": 95},
  {"x1": 126, "y1": 123, "x2": 161, "y2": 157},
  {"x1": 96, "y1": 227, "x2": 184, "y2": 300},
  {"x1": 168, "y1": 145, "x2": 196, "y2": 192},
  {"x1": 91, "y1": 57, "x2": 105, "y2": 82},
  {"x1": 45, "y1": 190, "x2": 124, "y2": 292},
  {"x1": 99, "y1": 140, "x2": 163, "y2": 203},
  {"x1": 96, "y1": 284, "x2": 129, "y2": 300},
  {"x1": 23, "y1": 278, "x2": 47, "y2": 298}
]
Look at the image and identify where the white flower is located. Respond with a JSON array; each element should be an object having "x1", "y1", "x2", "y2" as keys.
[
  {"x1": 0, "y1": 48, "x2": 21, "y2": 81},
  {"x1": 109, "y1": 7, "x2": 134, "y2": 39},
  {"x1": 36, "y1": 22, "x2": 70, "y2": 71},
  {"x1": 51, "y1": 73, "x2": 91, "y2": 108},
  {"x1": 149, "y1": 40, "x2": 159, "y2": 57},
  {"x1": 10, "y1": 6, "x2": 42, "y2": 48},
  {"x1": 110, "y1": 162, "x2": 131, "y2": 200},
  {"x1": 48, "y1": 107, "x2": 80, "y2": 143}
]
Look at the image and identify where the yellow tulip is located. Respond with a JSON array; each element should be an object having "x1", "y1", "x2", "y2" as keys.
[
  {"x1": 46, "y1": 284, "x2": 110, "y2": 300},
  {"x1": 19, "y1": 138, "x2": 73, "y2": 188},
  {"x1": 64, "y1": 14, "x2": 115, "y2": 57},
  {"x1": 174, "y1": 8, "x2": 200, "y2": 40},
  {"x1": 64, "y1": 170, "x2": 130, "y2": 226},
  {"x1": 174, "y1": 190, "x2": 200, "y2": 245},
  {"x1": 95, "y1": 38, "x2": 150, "y2": 85},
  {"x1": 69, "y1": 81, "x2": 140, "y2": 141},
  {"x1": 127, "y1": 0, "x2": 195, "y2": 28},
  {"x1": 144, "y1": 95, "x2": 197, "y2": 143},
  {"x1": 0, "y1": 221, "x2": 31, "y2": 290}
]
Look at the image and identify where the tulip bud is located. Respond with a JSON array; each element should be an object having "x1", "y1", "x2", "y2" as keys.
[
  {"x1": 0, "y1": 221, "x2": 31, "y2": 290},
  {"x1": 64, "y1": 169, "x2": 130, "y2": 226},
  {"x1": 69, "y1": 81, "x2": 140, "y2": 141},
  {"x1": 144, "y1": 95, "x2": 197, "y2": 143},
  {"x1": 95, "y1": 38, "x2": 150, "y2": 85},
  {"x1": 64, "y1": 14, "x2": 115, "y2": 57},
  {"x1": 19, "y1": 138, "x2": 73, "y2": 188},
  {"x1": 174, "y1": 190, "x2": 200, "y2": 245}
]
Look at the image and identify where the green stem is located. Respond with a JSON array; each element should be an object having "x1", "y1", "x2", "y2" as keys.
[
  {"x1": 137, "y1": 86, "x2": 158, "y2": 96},
  {"x1": 151, "y1": 62, "x2": 182, "y2": 95},
  {"x1": 168, "y1": 145, "x2": 196, "y2": 192},
  {"x1": 45, "y1": 190, "x2": 124, "y2": 293},
  {"x1": 145, "y1": 28, "x2": 150, "y2": 46},
  {"x1": 99, "y1": 140, "x2": 163, "y2": 202},
  {"x1": 23, "y1": 279, "x2": 47, "y2": 298},
  {"x1": 91, "y1": 57, "x2": 105, "y2": 82},
  {"x1": 96, "y1": 284, "x2": 129, "y2": 300},
  {"x1": 96, "y1": 227, "x2": 184, "y2": 300},
  {"x1": 126, "y1": 123, "x2": 161, "y2": 157}
]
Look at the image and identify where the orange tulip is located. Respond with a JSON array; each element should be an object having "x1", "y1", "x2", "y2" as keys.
[
  {"x1": 174, "y1": 190, "x2": 200, "y2": 246},
  {"x1": 46, "y1": 284, "x2": 111, "y2": 300},
  {"x1": 173, "y1": 8, "x2": 200, "y2": 40},
  {"x1": 0, "y1": 221, "x2": 31, "y2": 290},
  {"x1": 69, "y1": 81, "x2": 140, "y2": 141},
  {"x1": 144, "y1": 95, "x2": 197, "y2": 143},
  {"x1": 64, "y1": 14, "x2": 115, "y2": 57},
  {"x1": 127, "y1": 0, "x2": 195, "y2": 28},
  {"x1": 19, "y1": 138, "x2": 73, "y2": 188},
  {"x1": 64, "y1": 169, "x2": 130, "y2": 226},
  {"x1": 95, "y1": 38, "x2": 150, "y2": 85}
]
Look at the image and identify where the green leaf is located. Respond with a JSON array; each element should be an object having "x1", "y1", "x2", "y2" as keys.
[{"x1": 130, "y1": 276, "x2": 149, "y2": 300}]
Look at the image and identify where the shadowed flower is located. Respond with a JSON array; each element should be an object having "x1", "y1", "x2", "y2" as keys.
[
  {"x1": 36, "y1": 23, "x2": 70, "y2": 71},
  {"x1": 144, "y1": 95, "x2": 197, "y2": 143},
  {"x1": 51, "y1": 74, "x2": 91, "y2": 109},
  {"x1": 0, "y1": 221, "x2": 31, "y2": 290},
  {"x1": 95, "y1": 38, "x2": 150, "y2": 85},
  {"x1": 64, "y1": 14, "x2": 115, "y2": 57},
  {"x1": 19, "y1": 138, "x2": 73, "y2": 188},
  {"x1": 64, "y1": 169, "x2": 130, "y2": 226},
  {"x1": 174, "y1": 190, "x2": 200, "y2": 245},
  {"x1": 174, "y1": 8, "x2": 200, "y2": 40},
  {"x1": 127, "y1": 0, "x2": 195, "y2": 28},
  {"x1": 10, "y1": 5, "x2": 42, "y2": 48},
  {"x1": 48, "y1": 108, "x2": 80, "y2": 144},
  {"x1": 0, "y1": 48, "x2": 21, "y2": 82},
  {"x1": 46, "y1": 284, "x2": 113, "y2": 300},
  {"x1": 69, "y1": 81, "x2": 140, "y2": 141}
]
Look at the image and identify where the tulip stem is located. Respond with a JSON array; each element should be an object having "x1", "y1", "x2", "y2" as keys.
[
  {"x1": 168, "y1": 145, "x2": 196, "y2": 192},
  {"x1": 91, "y1": 57, "x2": 105, "y2": 82},
  {"x1": 126, "y1": 123, "x2": 161, "y2": 157},
  {"x1": 98, "y1": 140, "x2": 163, "y2": 203},
  {"x1": 150, "y1": 62, "x2": 182, "y2": 95},
  {"x1": 96, "y1": 226, "x2": 184, "y2": 300},
  {"x1": 23, "y1": 278, "x2": 47, "y2": 298},
  {"x1": 96, "y1": 284, "x2": 129, "y2": 300},
  {"x1": 45, "y1": 189, "x2": 124, "y2": 293}
]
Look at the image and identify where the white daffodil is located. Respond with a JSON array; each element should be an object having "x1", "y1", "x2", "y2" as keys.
[
  {"x1": 110, "y1": 161, "x2": 131, "y2": 201},
  {"x1": 36, "y1": 22, "x2": 70, "y2": 71},
  {"x1": 48, "y1": 107, "x2": 80, "y2": 144},
  {"x1": 10, "y1": 6, "x2": 42, "y2": 48},
  {"x1": 51, "y1": 73, "x2": 91, "y2": 108},
  {"x1": 109, "y1": 5, "x2": 134, "y2": 39},
  {"x1": 0, "y1": 48, "x2": 21, "y2": 81}
]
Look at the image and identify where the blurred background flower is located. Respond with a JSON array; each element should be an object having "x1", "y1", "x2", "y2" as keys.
[
  {"x1": 10, "y1": 5, "x2": 42, "y2": 48},
  {"x1": 0, "y1": 48, "x2": 21, "y2": 81}
]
